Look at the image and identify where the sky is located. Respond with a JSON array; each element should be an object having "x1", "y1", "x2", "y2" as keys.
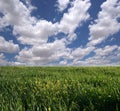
[{"x1": 0, "y1": 0, "x2": 120, "y2": 66}]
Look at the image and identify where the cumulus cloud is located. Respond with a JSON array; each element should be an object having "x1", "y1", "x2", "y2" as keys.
[
  {"x1": 88, "y1": 0, "x2": 120, "y2": 46},
  {"x1": 94, "y1": 45, "x2": 118, "y2": 56},
  {"x1": 0, "y1": 0, "x2": 32, "y2": 27},
  {"x1": 14, "y1": 20, "x2": 59, "y2": 45},
  {"x1": 72, "y1": 45, "x2": 120, "y2": 66},
  {"x1": 59, "y1": 0, "x2": 91, "y2": 39},
  {"x1": 0, "y1": 53, "x2": 25, "y2": 66},
  {"x1": 71, "y1": 46, "x2": 95, "y2": 60},
  {"x1": 89, "y1": 46, "x2": 120, "y2": 66},
  {"x1": 57, "y1": 0, "x2": 70, "y2": 12},
  {"x1": 93, "y1": 45, "x2": 120, "y2": 64},
  {"x1": 16, "y1": 39, "x2": 71, "y2": 65},
  {"x1": 0, "y1": 0, "x2": 59, "y2": 45},
  {"x1": 59, "y1": 60, "x2": 68, "y2": 65},
  {"x1": 0, "y1": 36, "x2": 19, "y2": 53},
  {"x1": 0, "y1": 53, "x2": 8, "y2": 65}
]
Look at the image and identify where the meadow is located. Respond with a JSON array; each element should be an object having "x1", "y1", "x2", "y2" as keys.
[{"x1": 0, "y1": 66, "x2": 120, "y2": 111}]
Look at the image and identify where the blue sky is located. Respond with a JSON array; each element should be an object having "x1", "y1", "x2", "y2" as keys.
[{"x1": 0, "y1": 0, "x2": 120, "y2": 66}]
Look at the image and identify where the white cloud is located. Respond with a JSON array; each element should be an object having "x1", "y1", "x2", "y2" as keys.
[
  {"x1": 16, "y1": 39, "x2": 71, "y2": 65},
  {"x1": 0, "y1": 53, "x2": 26, "y2": 66},
  {"x1": 25, "y1": 0, "x2": 37, "y2": 11},
  {"x1": 0, "y1": 53, "x2": 8, "y2": 65},
  {"x1": 0, "y1": 36, "x2": 19, "y2": 53},
  {"x1": 72, "y1": 45, "x2": 120, "y2": 66},
  {"x1": 14, "y1": 20, "x2": 59, "y2": 45},
  {"x1": 0, "y1": 0, "x2": 58, "y2": 45},
  {"x1": 88, "y1": 0, "x2": 120, "y2": 46},
  {"x1": 59, "y1": 60, "x2": 68, "y2": 65},
  {"x1": 94, "y1": 45, "x2": 120, "y2": 64},
  {"x1": 59, "y1": 0, "x2": 91, "y2": 37},
  {"x1": 94, "y1": 45, "x2": 118, "y2": 56},
  {"x1": 71, "y1": 46, "x2": 95, "y2": 60},
  {"x1": 0, "y1": 0, "x2": 32, "y2": 27},
  {"x1": 57, "y1": 0, "x2": 70, "y2": 12}
]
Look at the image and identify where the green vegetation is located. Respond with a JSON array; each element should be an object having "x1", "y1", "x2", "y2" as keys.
[{"x1": 0, "y1": 66, "x2": 120, "y2": 111}]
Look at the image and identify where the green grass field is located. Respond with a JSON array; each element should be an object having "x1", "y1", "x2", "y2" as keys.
[{"x1": 0, "y1": 66, "x2": 120, "y2": 111}]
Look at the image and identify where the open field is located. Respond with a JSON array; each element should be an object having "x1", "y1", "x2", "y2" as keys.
[{"x1": 0, "y1": 66, "x2": 120, "y2": 111}]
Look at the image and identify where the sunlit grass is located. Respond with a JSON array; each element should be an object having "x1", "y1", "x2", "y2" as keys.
[{"x1": 0, "y1": 66, "x2": 120, "y2": 111}]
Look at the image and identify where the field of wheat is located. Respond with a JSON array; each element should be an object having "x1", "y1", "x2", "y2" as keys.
[{"x1": 0, "y1": 66, "x2": 120, "y2": 111}]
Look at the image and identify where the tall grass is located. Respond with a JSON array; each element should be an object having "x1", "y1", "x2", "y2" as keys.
[{"x1": 0, "y1": 66, "x2": 120, "y2": 111}]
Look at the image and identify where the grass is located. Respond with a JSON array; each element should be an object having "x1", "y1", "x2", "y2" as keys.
[{"x1": 0, "y1": 66, "x2": 120, "y2": 111}]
